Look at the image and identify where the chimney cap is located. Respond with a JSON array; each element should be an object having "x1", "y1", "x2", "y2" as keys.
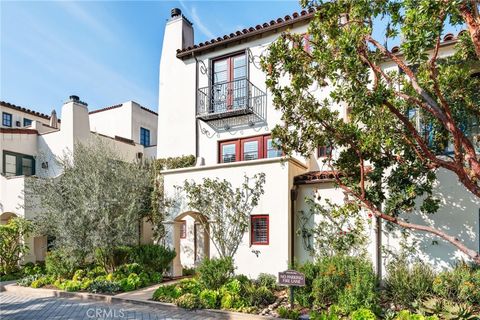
[
  {"x1": 69, "y1": 95, "x2": 80, "y2": 102},
  {"x1": 171, "y1": 8, "x2": 181, "y2": 18}
]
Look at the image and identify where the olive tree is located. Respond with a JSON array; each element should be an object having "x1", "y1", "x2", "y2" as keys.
[
  {"x1": 263, "y1": 0, "x2": 480, "y2": 263},
  {"x1": 182, "y1": 173, "x2": 265, "y2": 258},
  {"x1": 26, "y1": 140, "x2": 153, "y2": 266}
]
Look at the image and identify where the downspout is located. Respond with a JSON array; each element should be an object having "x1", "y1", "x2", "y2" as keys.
[
  {"x1": 290, "y1": 186, "x2": 298, "y2": 268},
  {"x1": 193, "y1": 52, "x2": 199, "y2": 158},
  {"x1": 376, "y1": 216, "x2": 382, "y2": 279}
]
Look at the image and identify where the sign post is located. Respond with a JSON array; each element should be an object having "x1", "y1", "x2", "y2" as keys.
[{"x1": 278, "y1": 270, "x2": 305, "y2": 308}]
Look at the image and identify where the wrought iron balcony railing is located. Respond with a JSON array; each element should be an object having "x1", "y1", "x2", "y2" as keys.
[{"x1": 197, "y1": 78, "x2": 266, "y2": 122}]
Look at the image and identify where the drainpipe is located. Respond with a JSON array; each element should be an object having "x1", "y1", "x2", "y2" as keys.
[
  {"x1": 193, "y1": 52, "x2": 199, "y2": 158},
  {"x1": 290, "y1": 186, "x2": 298, "y2": 268},
  {"x1": 376, "y1": 216, "x2": 382, "y2": 279}
]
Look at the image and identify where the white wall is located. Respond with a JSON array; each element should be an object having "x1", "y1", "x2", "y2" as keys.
[
  {"x1": 1, "y1": 105, "x2": 54, "y2": 129},
  {"x1": 163, "y1": 157, "x2": 307, "y2": 278}
]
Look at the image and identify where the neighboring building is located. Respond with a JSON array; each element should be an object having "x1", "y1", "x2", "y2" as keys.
[
  {"x1": 157, "y1": 8, "x2": 479, "y2": 277},
  {"x1": 0, "y1": 97, "x2": 158, "y2": 262}
]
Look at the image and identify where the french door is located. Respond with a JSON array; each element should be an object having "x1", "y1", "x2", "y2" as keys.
[{"x1": 212, "y1": 53, "x2": 247, "y2": 113}]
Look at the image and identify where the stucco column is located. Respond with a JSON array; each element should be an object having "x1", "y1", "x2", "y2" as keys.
[{"x1": 163, "y1": 220, "x2": 182, "y2": 277}]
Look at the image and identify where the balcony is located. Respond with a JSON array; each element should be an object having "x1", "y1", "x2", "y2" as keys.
[{"x1": 197, "y1": 78, "x2": 266, "y2": 124}]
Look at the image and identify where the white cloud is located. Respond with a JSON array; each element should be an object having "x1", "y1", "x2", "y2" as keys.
[{"x1": 178, "y1": 1, "x2": 216, "y2": 40}]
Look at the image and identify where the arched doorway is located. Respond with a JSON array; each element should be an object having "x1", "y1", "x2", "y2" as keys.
[
  {"x1": 166, "y1": 211, "x2": 210, "y2": 277},
  {"x1": 0, "y1": 212, "x2": 17, "y2": 225}
]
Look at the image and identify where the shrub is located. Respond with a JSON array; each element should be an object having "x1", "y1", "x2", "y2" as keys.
[
  {"x1": 220, "y1": 292, "x2": 234, "y2": 309},
  {"x1": 117, "y1": 263, "x2": 143, "y2": 275},
  {"x1": 22, "y1": 262, "x2": 45, "y2": 276},
  {"x1": 87, "y1": 266, "x2": 106, "y2": 279},
  {"x1": 432, "y1": 263, "x2": 480, "y2": 304},
  {"x1": 255, "y1": 273, "x2": 277, "y2": 290},
  {"x1": 45, "y1": 250, "x2": 77, "y2": 278},
  {"x1": 178, "y1": 278, "x2": 202, "y2": 295},
  {"x1": 199, "y1": 289, "x2": 219, "y2": 309},
  {"x1": 17, "y1": 274, "x2": 41, "y2": 287},
  {"x1": 63, "y1": 280, "x2": 82, "y2": 292},
  {"x1": 295, "y1": 261, "x2": 321, "y2": 307},
  {"x1": 384, "y1": 260, "x2": 435, "y2": 308},
  {"x1": 394, "y1": 310, "x2": 439, "y2": 320},
  {"x1": 310, "y1": 308, "x2": 340, "y2": 320},
  {"x1": 249, "y1": 285, "x2": 276, "y2": 307},
  {"x1": 182, "y1": 267, "x2": 196, "y2": 276},
  {"x1": 81, "y1": 278, "x2": 93, "y2": 291},
  {"x1": 0, "y1": 217, "x2": 33, "y2": 275},
  {"x1": 175, "y1": 293, "x2": 202, "y2": 309},
  {"x1": 132, "y1": 244, "x2": 176, "y2": 274},
  {"x1": 350, "y1": 308, "x2": 376, "y2": 320},
  {"x1": 234, "y1": 274, "x2": 250, "y2": 285},
  {"x1": 277, "y1": 306, "x2": 300, "y2": 320},
  {"x1": 72, "y1": 269, "x2": 86, "y2": 282},
  {"x1": 153, "y1": 284, "x2": 181, "y2": 302},
  {"x1": 88, "y1": 280, "x2": 120, "y2": 294},
  {"x1": 95, "y1": 246, "x2": 133, "y2": 272},
  {"x1": 149, "y1": 272, "x2": 162, "y2": 284},
  {"x1": 197, "y1": 257, "x2": 235, "y2": 289},
  {"x1": 311, "y1": 256, "x2": 378, "y2": 314}
]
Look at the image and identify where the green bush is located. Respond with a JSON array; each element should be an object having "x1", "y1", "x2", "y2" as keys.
[
  {"x1": 384, "y1": 261, "x2": 435, "y2": 308},
  {"x1": 199, "y1": 289, "x2": 219, "y2": 308},
  {"x1": 178, "y1": 278, "x2": 202, "y2": 295},
  {"x1": 88, "y1": 280, "x2": 120, "y2": 294},
  {"x1": 45, "y1": 250, "x2": 77, "y2": 278},
  {"x1": 350, "y1": 308, "x2": 376, "y2": 320},
  {"x1": 182, "y1": 267, "x2": 196, "y2": 276},
  {"x1": 117, "y1": 273, "x2": 141, "y2": 292},
  {"x1": 432, "y1": 263, "x2": 480, "y2": 304},
  {"x1": 197, "y1": 257, "x2": 235, "y2": 289},
  {"x1": 295, "y1": 261, "x2": 321, "y2": 307},
  {"x1": 175, "y1": 293, "x2": 202, "y2": 309},
  {"x1": 309, "y1": 308, "x2": 340, "y2": 320},
  {"x1": 150, "y1": 272, "x2": 162, "y2": 284},
  {"x1": 132, "y1": 244, "x2": 176, "y2": 274},
  {"x1": 255, "y1": 273, "x2": 277, "y2": 290},
  {"x1": 22, "y1": 262, "x2": 46, "y2": 276},
  {"x1": 153, "y1": 284, "x2": 181, "y2": 302},
  {"x1": 394, "y1": 310, "x2": 439, "y2": 320},
  {"x1": 63, "y1": 280, "x2": 82, "y2": 292},
  {"x1": 220, "y1": 292, "x2": 234, "y2": 309},
  {"x1": 311, "y1": 256, "x2": 378, "y2": 314},
  {"x1": 87, "y1": 266, "x2": 106, "y2": 279},
  {"x1": 117, "y1": 263, "x2": 143, "y2": 275},
  {"x1": 17, "y1": 274, "x2": 42, "y2": 287},
  {"x1": 249, "y1": 285, "x2": 276, "y2": 307},
  {"x1": 277, "y1": 306, "x2": 300, "y2": 320}
]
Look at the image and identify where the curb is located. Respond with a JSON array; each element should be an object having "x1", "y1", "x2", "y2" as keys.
[{"x1": 2, "y1": 284, "x2": 281, "y2": 320}]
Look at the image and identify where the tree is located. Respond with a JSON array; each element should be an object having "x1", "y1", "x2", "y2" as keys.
[
  {"x1": 182, "y1": 173, "x2": 265, "y2": 258},
  {"x1": 26, "y1": 139, "x2": 153, "y2": 266},
  {"x1": 0, "y1": 217, "x2": 33, "y2": 275},
  {"x1": 262, "y1": 0, "x2": 480, "y2": 263}
]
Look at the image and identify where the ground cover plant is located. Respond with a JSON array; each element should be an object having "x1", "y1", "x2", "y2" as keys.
[{"x1": 16, "y1": 244, "x2": 175, "y2": 294}]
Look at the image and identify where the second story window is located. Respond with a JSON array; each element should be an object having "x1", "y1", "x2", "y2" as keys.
[
  {"x1": 318, "y1": 145, "x2": 333, "y2": 158},
  {"x1": 2, "y1": 112, "x2": 12, "y2": 127},
  {"x1": 3, "y1": 151, "x2": 35, "y2": 177},
  {"x1": 219, "y1": 134, "x2": 282, "y2": 163},
  {"x1": 140, "y1": 127, "x2": 150, "y2": 147},
  {"x1": 23, "y1": 118, "x2": 32, "y2": 127}
]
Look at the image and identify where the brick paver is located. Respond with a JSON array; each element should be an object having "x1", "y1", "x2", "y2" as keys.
[{"x1": 0, "y1": 292, "x2": 223, "y2": 320}]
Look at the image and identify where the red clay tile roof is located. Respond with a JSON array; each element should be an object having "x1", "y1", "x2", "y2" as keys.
[
  {"x1": 294, "y1": 170, "x2": 341, "y2": 185},
  {"x1": 0, "y1": 128, "x2": 38, "y2": 135},
  {"x1": 390, "y1": 30, "x2": 465, "y2": 54},
  {"x1": 176, "y1": 8, "x2": 316, "y2": 58},
  {"x1": 0, "y1": 101, "x2": 55, "y2": 121},
  {"x1": 89, "y1": 103, "x2": 158, "y2": 116}
]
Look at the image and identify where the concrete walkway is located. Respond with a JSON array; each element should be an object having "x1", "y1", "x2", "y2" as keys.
[{"x1": 114, "y1": 279, "x2": 181, "y2": 302}]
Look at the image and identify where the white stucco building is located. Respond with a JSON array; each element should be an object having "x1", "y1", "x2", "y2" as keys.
[
  {"x1": 157, "y1": 8, "x2": 479, "y2": 278},
  {"x1": 0, "y1": 97, "x2": 158, "y2": 262}
]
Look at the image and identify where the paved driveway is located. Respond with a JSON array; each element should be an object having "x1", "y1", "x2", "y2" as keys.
[{"x1": 0, "y1": 293, "x2": 222, "y2": 320}]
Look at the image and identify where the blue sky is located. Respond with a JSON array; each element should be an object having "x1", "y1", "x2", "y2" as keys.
[
  {"x1": 0, "y1": 1, "x2": 463, "y2": 115},
  {"x1": 0, "y1": 1, "x2": 303, "y2": 114}
]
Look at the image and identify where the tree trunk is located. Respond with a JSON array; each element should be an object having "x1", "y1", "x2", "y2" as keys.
[{"x1": 460, "y1": 0, "x2": 480, "y2": 59}]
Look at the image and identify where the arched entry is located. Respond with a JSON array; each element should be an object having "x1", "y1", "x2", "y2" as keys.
[
  {"x1": 0, "y1": 212, "x2": 17, "y2": 225},
  {"x1": 165, "y1": 211, "x2": 210, "y2": 277}
]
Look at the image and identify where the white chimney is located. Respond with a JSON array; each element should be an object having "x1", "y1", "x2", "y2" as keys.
[
  {"x1": 157, "y1": 8, "x2": 196, "y2": 159},
  {"x1": 60, "y1": 95, "x2": 90, "y2": 151}
]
